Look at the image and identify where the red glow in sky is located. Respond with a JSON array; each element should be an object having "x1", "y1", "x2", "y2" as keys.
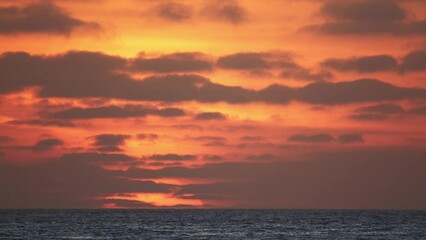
[{"x1": 0, "y1": 0, "x2": 425, "y2": 209}]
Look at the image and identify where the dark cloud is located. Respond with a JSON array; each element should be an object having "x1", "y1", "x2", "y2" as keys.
[
  {"x1": 91, "y1": 134, "x2": 130, "y2": 152},
  {"x1": 202, "y1": 0, "x2": 247, "y2": 24},
  {"x1": 236, "y1": 142, "x2": 275, "y2": 149},
  {"x1": 152, "y1": 2, "x2": 193, "y2": 22},
  {"x1": 304, "y1": 0, "x2": 426, "y2": 36},
  {"x1": 8, "y1": 138, "x2": 64, "y2": 152},
  {"x1": 49, "y1": 105, "x2": 186, "y2": 119},
  {"x1": 125, "y1": 148, "x2": 426, "y2": 209},
  {"x1": 217, "y1": 52, "x2": 291, "y2": 71},
  {"x1": 217, "y1": 52, "x2": 274, "y2": 70},
  {"x1": 348, "y1": 113, "x2": 388, "y2": 121},
  {"x1": 305, "y1": 20, "x2": 426, "y2": 36},
  {"x1": 246, "y1": 154, "x2": 281, "y2": 161},
  {"x1": 203, "y1": 141, "x2": 227, "y2": 147},
  {"x1": 1, "y1": 51, "x2": 425, "y2": 105},
  {"x1": 6, "y1": 119, "x2": 75, "y2": 127},
  {"x1": 192, "y1": 136, "x2": 228, "y2": 146},
  {"x1": 212, "y1": 124, "x2": 258, "y2": 132},
  {"x1": 280, "y1": 68, "x2": 332, "y2": 82},
  {"x1": 217, "y1": 52, "x2": 331, "y2": 81},
  {"x1": 322, "y1": 55, "x2": 398, "y2": 73},
  {"x1": 320, "y1": 0, "x2": 406, "y2": 22},
  {"x1": 194, "y1": 112, "x2": 227, "y2": 120},
  {"x1": 400, "y1": 50, "x2": 426, "y2": 72},
  {"x1": 193, "y1": 136, "x2": 227, "y2": 142},
  {"x1": 0, "y1": 136, "x2": 14, "y2": 143},
  {"x1": 130, "y1": 52, "x2": 212, "y2": 73},
  {"x1": 137, "y1": 134, "x2": 158, "y2": 141},
  {"x1": 147, "y1": 154, "x2": 197, "y2": 161},
  {"x1": 0, "y1": 1, "x2": 100, "y2": 35},
  {"x1": 0, "y1": 153, "x2": 172, "y2": 208},
  {"x1": 92, "y1": 134, "x2": 130, "y2": 147},
  {"x1": 240, "y1": 135, "x2": 263, "y2": 141},
  {"x1": 296, "y1": 79, "x2": 426, "y2": 105},
  {"x1": 355, "y1": 103, "x2": 405, "y2": 114},
  {"x1": 337, "y1": 134, "x2": 364, "y2": 144},
  {"x1": 33, "y1": 138, "x2": 63, "y2": 152},
  {"x1": 348, "y1": 103, "x2": 404, "y2": 121},
  {"x1": 61, "y1": 152, "x2": 137, "y2": 163},
  {"x1": 171, "y1": 124, "x2": 203, "y2": 131},
  {"x1": 202, "y1": 155, "x2": 223, "y2": 161},
  {"x1": 61, "y1": 152, "x2": 135, "y2": 163},
  {"x1": 256, "y1": 84, "x2": 294, "y2": 104},
  {"x1": 0, "y1": 51, "x2": 126, "y2": 95},
  {"x1": 408, "y1": 105, "x2": 426, "y2": 115},
  {"x1": 94, "y1": 146, "x2": 123, "y2": 153},
  {"x1": 288, "y1": 134, "x2": 334, "y2": 143}
]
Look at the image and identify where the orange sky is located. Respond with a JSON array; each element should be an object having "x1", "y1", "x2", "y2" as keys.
[{"x1": 0, "y1": 0, "x2": 425, "y2": 209}]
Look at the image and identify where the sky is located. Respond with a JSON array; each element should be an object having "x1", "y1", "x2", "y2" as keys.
[{"x1": 0, "y1": 0, "x2": 425, "y2": 209}]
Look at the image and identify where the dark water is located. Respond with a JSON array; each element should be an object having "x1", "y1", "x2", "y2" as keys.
[{"x1": 0, "y1": 209, "x2": 425, "y2": 239}]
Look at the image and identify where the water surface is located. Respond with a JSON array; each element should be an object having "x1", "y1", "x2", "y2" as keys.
[{"x1": 1, "y1": 209, "x2": 425, "y2": 239}]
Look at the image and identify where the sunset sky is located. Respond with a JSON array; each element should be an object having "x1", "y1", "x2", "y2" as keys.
[{"x1": 0, "y1": 0, "x2": 425, "y2": 209}]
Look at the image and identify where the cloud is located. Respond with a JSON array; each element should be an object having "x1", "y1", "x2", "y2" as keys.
[
  {"x1": 171, "y1": 124, "x2": 203, "y2": 131},
  {"x1": 322, "y1": 55, "x2": 398, "y2": 73},
  {"x1": 193, "y1": 136, "x2": 227, "y2": 142},
  {"x1": 337, "y1": 134, "x2": 364, "y2": 143},
  {"x1": 236, "y1": 142, "x2": 275, "y2": 149},
  {"x1": 348, "y1": 113, "x2": 388, "y2": 121},
  {"x1": 201, "y1": 0, "x2": 247, "y2": 24},
  {"x1": 217, "y1": 52, "x2": 329, "y2": 81},
  {"x1": 246, "y1": 153, "x2": 281, "y2": 161},
  {"x1": 202, "y1": 155, "x2": 223, "y2": 161},
  {"x1": 355, "y1": 103, "x2": 405, "y2": 114},
  {"x1": 296, "y1": 78, "x2": 426, "y2": 105},
  {"x1": 130, "y1": 52, "x2": 213, "y2": 73},
  {"x1": 61, "y1": 152, "x2": 135, "y2": 163},
  {"x1": 137, "y1": 134, "x2": 158, "y2": 141},
  {"x1": 304, "y1": 0, "x2": 426, "y2": 36},
  {"x1": 147, "y1": 154, "x2": 197, "y2": 161},
  {"x1": 91, "y1": 134, "x2": 130, "y2": 152},
  {"x1": 0, "y1": 153, "x2": 172, "y2": 208},
  {"x1": 322, "y1": 50, "x2": 426, "y2": 74},
  {"x1": 256, "y1": 84, "x2": 294, "y2": 103},
  {"x1": 33, "y1": 138, "x2": 64, "y2": 152},
  {"x1": 0, "y1": 1, "x2": 100, "y2": 35},
  {"x1": 288, "y1": 134, "x2": 334, "y2": 143},
  {"x1": 7, "y1": 138, "x2": 64, "y2": 152},
  {"x1": 217, "y1": 52, "x2": 278, "y2": 70},
  {"x1": 400, "y1": 50, "x2": 426, "y2": 72},
  {"x1": 1, "y1": 51, "x2": 425, "y2": 105},
  {"x1": 193, "y1": 136, "x2": 227, "y2": 147},
  {"x1": 6, "y1": 119, "x2": 75, "y2": 127},
  {"x1": 49, "y1": 105, "x2": 186, "y2": 119},
  {"x1": 124, "y1": 148, "x2": 426, "y2": 209},
  {"x1": 280, "y1": 68, "x2": 332, "y2": 82},
  {"x1": 240, "y1": 136, "x2": 263, "y2": 141},
  {"x1": 320, "y1": 0, "x2": 406, "y2": 22},
  {"x1": 194, "y1": 112, "x2": 227, "y2": 120},
  {"x1": 152, "y1": 2, "x2": 193, "y2": 22},
  {"x1": 348, "y1": 103, "x2": 404, "y2": 121},
  {"x1": 0, "y1": 136, "x2": 14, "y2": 143},
  {"x1": 0, "y1": 51, "x2": 126, "y2": 95},
  {"x1": 408, "y1": 105, "x2": 426, "y2": 115}
]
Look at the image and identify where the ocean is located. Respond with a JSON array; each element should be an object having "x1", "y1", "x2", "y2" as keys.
[{"x1": 0, "y1": 209, "x2": 425, "y2": 239}]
